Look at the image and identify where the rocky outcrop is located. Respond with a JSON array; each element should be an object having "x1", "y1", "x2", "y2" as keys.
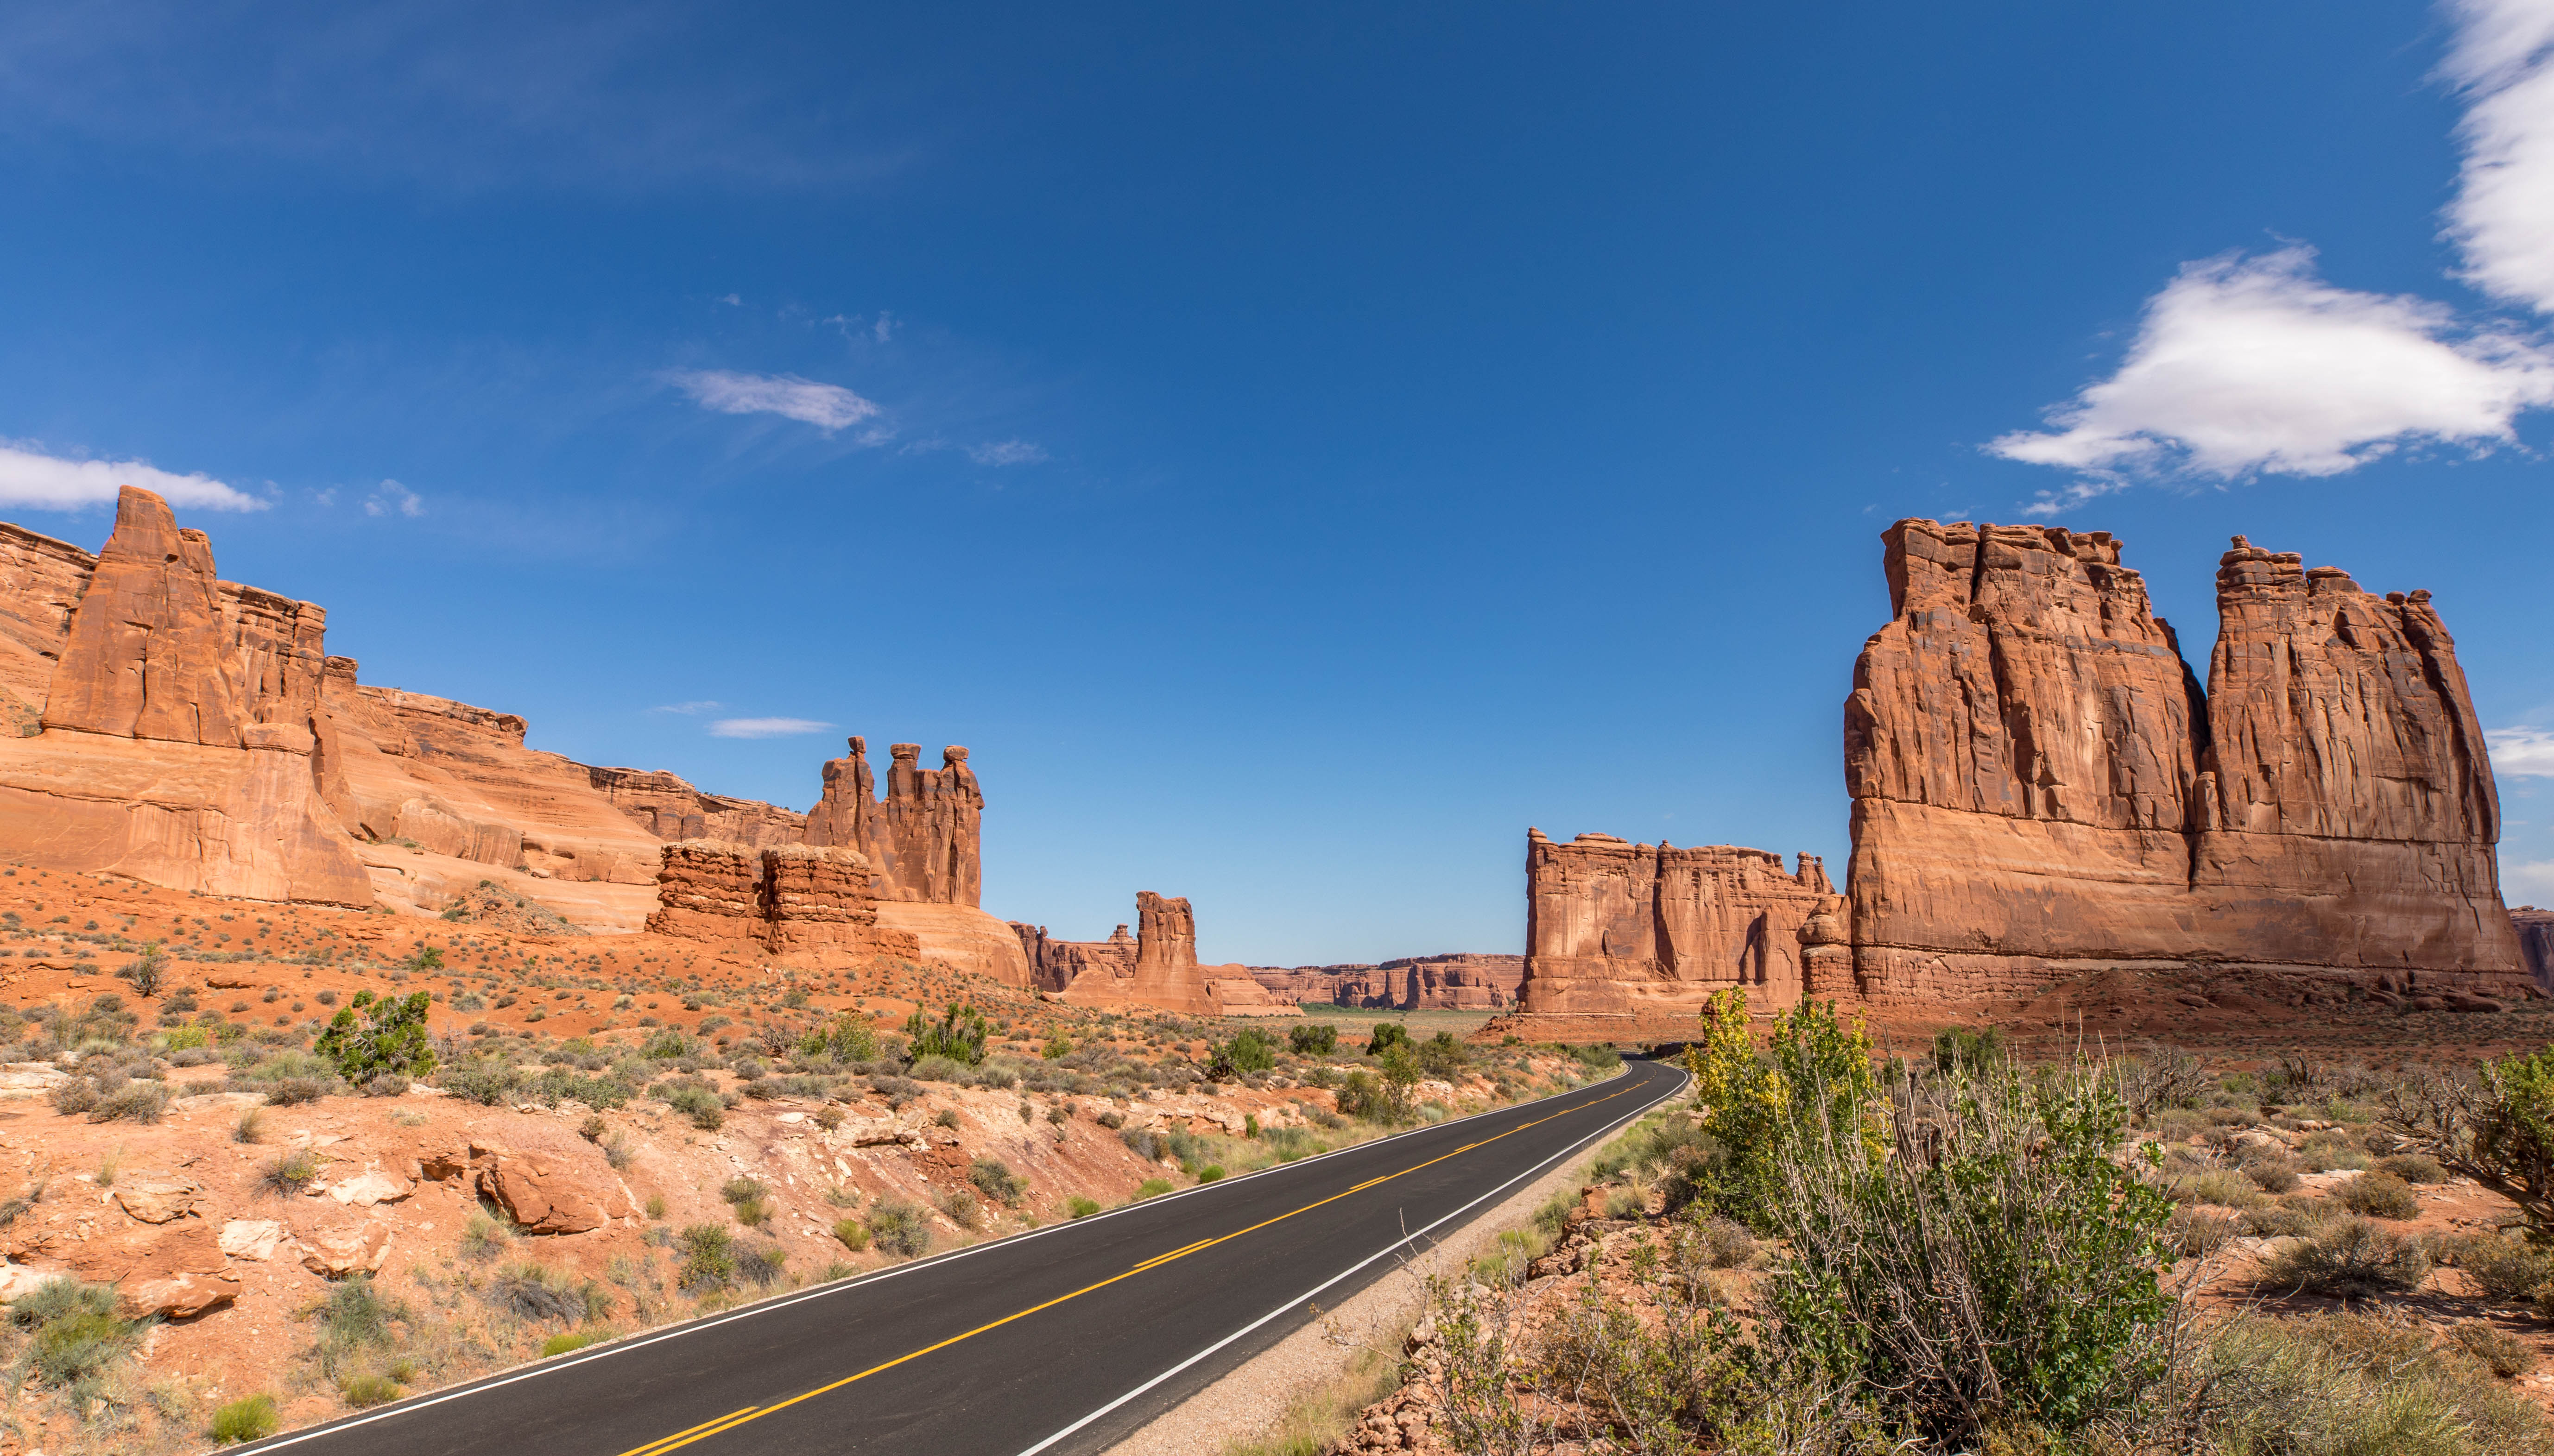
[
  {"x1": 1014, "y1": 921, "x2": 1138, "y2": 994},
  {"x1": 1059, "y1": 892, "x2": 1218, "y2": 1015},
  {"x1": 802, "y1": 737, "x2": 983, "y2": 907},
  {"x1": 1518, "y1": 831, "x2": 1837, "y2": 1019},
  {"x1": 2515, "y1": 907, "x2": 2554, "y2": 994},
  {"x1": 1843, "y1": 522, "x2": 2528, "y2": 1002},
  {"x1": 1200, "y1": 966, "x2": 1304, "y2": 1017},
  {"x1": 0, "y1": 520, "x2": 94, "y2": 729},
  {"x1": 587, "y1": 764, "x2": 805, "y2": 848},
  {"x1": 0, "y1": 487, "x2": 373, "y2": 905},
  {"x1": 646, "y1": 840, "x2": 765, "y2": 939},
  {"x1": 1396, "y1": 954, "x2": 1524, "y2": 1010},
  {"x1": 760, "y1": 843, "x2": 881, "y2": 952}
]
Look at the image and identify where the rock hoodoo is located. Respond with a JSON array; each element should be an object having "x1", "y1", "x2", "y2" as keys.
[
  {"x1": 801, "y1": 737, "x2": 982, "y2": 907},
  {"x1": 1841, "y1": 521, "x2": 2528, "y2": 1002},
  {"x1": 1514, "y1": 832, "x2": 1838, "y2": 1021},
  {"x1": 1038, "y1": 891, "x2": 1247, "y2": 1016},
  {"x1": 2513, "y1": 907, "x2": 2554, "y2": 994}
]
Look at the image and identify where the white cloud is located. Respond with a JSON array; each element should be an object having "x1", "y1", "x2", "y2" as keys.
[
  {"x1": 668, "y1": 369, "x2": 880, "y2": 432},
  {"x1": 2442, "y1": 0, "x2": 2554, "y2": 313},
  {"x1": 2490, "y1": 726, "x2": 2554, "y2": 776},
  {"x1": 648, "y1": 700, "x2": 723, "y2": 715},
  {"x1": 717, "y1": 293, "x2": 741, "y2": 306},
  {"x1": 1990, "y1": 248, "x2": 2554, "y2": 501},
  {"x1": 965, "y1": 440, "x2": 1048, "y2": 466},
  {"x1": 2506, "y1": 858, "x2": 2554, "y2": 903},
  {"x1": 363, "y1": 479, "x2": 424, "y2": 517},
  {"x1": 708, "y1": 716, "x2": 832, "y2": 738},
  {"x1": 0, "y1": 438, "x2": 267, "y2": 512}
]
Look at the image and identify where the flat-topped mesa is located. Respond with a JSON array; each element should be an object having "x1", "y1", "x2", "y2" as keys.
[
  {"x1": 1057, "y1": 891, "x2": 1219, "y2": 1015},
  {"x1": 1843, "y1": 520, "x2": 2527, "y2": 1002},
  {"x1": 1012, "y1": 921, "x2": 1137, "y2": 994},
  {"x1": 759, "y1": 844, "x2": 880, "y2": 951},
  {"x1": 646, "y1": 839, "x2": 918, "y2": 960},
  {"x1": 1516, "y1": 829, "x2": 1839, "y2": 1021},
  {"x1": 646, "y1": 840, "x2": 763, "y2": 939},
  {"x1": 1395, "y1": 953, "x2": 1525, "y2": 1010}
]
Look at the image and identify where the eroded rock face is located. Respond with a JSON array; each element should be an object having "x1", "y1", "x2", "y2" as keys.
[
  {"x1": 646, "y1": 840, "x2": 764, "y2": 939},
  {"x1": 43, "y1": 486, "x2": 247, "y2": 745},
  {"x1": 2513, "y1": 908, "x2": 2554, "y2": 993},
  {"x1": 588, "y1": 764, "x2": 805, "y2": 848},
  {"x1": 1059, "y1": 893, "x2": 1217, "y2": 1015},
  {"x1": 760, "y1": 843, "x2": 880, "y2": 951},
  {"x1": 0, "y1": 520, "x2": 95, "y2": 728},
  {"x1": 803, "y1": 737, "x2": 985, "y2": 908},
  {"x1": 1518, "y1": 832, "x2": 1838, "y2": 1018},
  {"x1": 1396, "y1": 954, "x2": 1524, "y2": 1010},
  {"x1": 1012, "y1": 921, "x2": 1138, "y2": 994},
  {"x1": 1843, "y1": 521, "x2": 2527, "y2": 1002}
]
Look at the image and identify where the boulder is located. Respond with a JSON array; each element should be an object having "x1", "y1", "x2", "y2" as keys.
[
  {"x1": 297, "y1": 1217, "x2": 392, "y2": 1278},
  {"x1": 113, "y1": 1176, "x2": 202, "y2": 1224},
  {"x1": 325, "y1": 1170, "x2": 413, "y2": 1206},
  {"x1": 108, "y1": 1220, "x2": 237, "y2": 1317},
  {"x1": 218, "y1": 1219, "x2": 289, "y2": 1261},
  {"x1": 472, "y1": 1145, "x2": 606, "y2": 1234}
]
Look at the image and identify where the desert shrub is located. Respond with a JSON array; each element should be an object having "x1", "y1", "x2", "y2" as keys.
[
  {"x1": 2463, "y1": 1236, "x2": 2554, "y2": 1302},
  {"x1": 675, "y1": 1225, "x2": 735, "y2": 1291},
  {"x1": 908, "y1": 1055, "x2": 966, "y2": 1084},
  {"x1": 903, "y1": 1002, "x2": 988, "y2": 1066},
  {"x1": 526, "y1": 1069, "x2": 634, "y2": 1109},
  {"x1": 2261, "y1": 1217, "x2": 2432, "y2": 1297},
  {"x1": 1365, "y1": 1022, "x2": 1411, "y2": 1056},
  {"x1": 314, "y1": 990, "x2": 437, "y2": 1083},
  {"x1": 969, "y1": 1157, "x2": 1027, "y2": 1206},
  {"x1": 1930, "y1": 1025, "x2": 2004, "y2": 1074},
  {"x1": 1689, "y1": 990, "x2": 1877, "y2": 1223},
  {"x1": 307, "y1": 1274, "x2": 406, "y2": 1382},
  {"x1": 641, "y1": 1028, "x2": 693, "y2": 1059},
  {"x1": 460, "y1": 1210, "x2": 510, "y2": 1261},
  {"x1": 10, "y1": 1279, "x2": 135, "y2": 1390},
  {"x1": 1068, "y1": 1196, "x2": 1102, "y2": 1219},
  {"x1": 89, "y1": 1078, "x2": 170, "y2": 1123},
  {"x1": 1416, "y1": 1031, "x2": 1472, "y2": 1079},
  {"x1": 2243, "y1": 1154, "x2": 2303, "y2": 1194},
  {"x1": 1207, "y1": 1028, "x2": 1278, "y2": 1080},
  {"x1": 1136, "y1": 1177, "x2": 1174, "y2": 1199},
  {"x1": 2381, "y1": 1153, "x2": 2447, "y2": 1184},
  {"x1": 2176, "y1": 1312, "x2": 2543, "y2": 1456},
  {"x1": 1333, "y1": 1069, "x2": 1387, "y2": 1121},
  {"x1": 2383, "y1": 1050, "x2": 2554, "y2": 1242},
  {"x1": 797, "y1": 1015, "x2": 878, "y2": 1065},
  {"x1": 208, "y1": 1393, "x2": 280, "y2": 1443},
  {"x1": 832, "y1": 1218, "x2": 870, "y2": 1251},
  {"x1": 865, "y1": 1199, "x2": 930, "y2": 1258},
  {"x1": 936, "y1": 1187, "x2": 983, "y2": 1229},
  {"x1": 260, "y1": 1148, "x2": 320, "y2": 1197},
  {"x1": 658, "y1": 1080, "x2": 724, "y2": 1130},
  {"x1": 1758, "y1": 1053, "x2": 2174, "y2": 1446},
  {"x1": 1290, "y1": 1023, "x2": 1337, "y2": 1055},
  {"x1": 264, "y1": 1075, "x2": 334, "y2": 1106},
  {"x1": 2339, "y1": 1171, "x2": 2423, "y2": 1220},
  {"x1": 543, "y1": 1331, "x2": 605, "y2": 1357},
  {"x1": 2167, "y1": 1206, "x2": 2245, "y2": 1258},
  {"x1": 736, "y1": 1244, "x2": 786, "y2": 1286},
  {"x1": 1697, "y1": 1216, "x2": 1755, "y2": 1268},
  {"x1": 2298, "y1": 1128, "x2": 2376, "y2": 1172},
  {"x1": 341, "y1": 1372, "x2": 401, "y2": 1407},
  {"x1": 486, "y1": 1263, "x2": 601, "y2": 1324},
  {"x1": 720, "y1": 1175, "x2": 768, "y2": 1205},
  {"x1": 2452, "y1": 1320, "x2": 2536, "y2": 1377},
  {"x1": 436, "y1": 1057, "x2": 523, "y2": 1107},
  {"x1": 1571, "y1": 1043, "x2": 1624, "y2": 1075}
]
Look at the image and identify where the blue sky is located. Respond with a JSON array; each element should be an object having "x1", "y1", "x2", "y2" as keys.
[{"x1": 3, "y1": 2, "x2": 2552, "y2": 963}]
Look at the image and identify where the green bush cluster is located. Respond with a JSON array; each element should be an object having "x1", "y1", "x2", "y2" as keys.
[
  {"x1": 314, "y1": 990, "x2": 437, "y2": 1084},
  {"x1": 903, "y1": 1002, "x2": 989, "y2": 1066}
]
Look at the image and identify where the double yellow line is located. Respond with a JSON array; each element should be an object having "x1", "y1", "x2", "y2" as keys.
[{"x1": 615, "y1": 1081, "x2": 1639, "y2": 1456}]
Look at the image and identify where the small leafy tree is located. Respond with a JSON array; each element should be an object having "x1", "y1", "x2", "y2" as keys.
[
  {"x1": 1687, "y1": 989, "x2": 1877, "y2": 1222},
  {"x1": 1366, "y1": 1021, "x2": 1412, "y2": 1057},
  {"x1": 1416, "y1": 1030, "x2": 1471, "y2": 1078},
  {"x1": 2383, "y1": 1045, "x2": 2554, "y2": 1243},
  {"x1": 1290, "y1": 1023, "x2": 1337, "y2": 1055},
  {"x1": 1929, "y1": 1024, "x2": 2004, "y2": 1074},
  {"x1": 1040, "y1": 1031, "x2": 1072, "y2": 1060},
  {"x1": 1207, "y1": 1028, "x2": 1278, "y2": 1080},
  {"x1": 314, "y1": 990, "x2": 436, "y2": 1084},
  {"x1": 903, "y1": 1003, "x2": 989, "y2": 1066},
  {"x1": 124, "y1": 942, "x2": 166, "y2": 998},
  {"x1": 1377, "y1": 1043, "x2": 1421, "y2": 1120}
]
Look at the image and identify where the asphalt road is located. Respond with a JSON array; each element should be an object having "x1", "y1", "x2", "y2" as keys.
[{"x1": 242, "y1": 1056, "x2": 1688, "y2": 1456}]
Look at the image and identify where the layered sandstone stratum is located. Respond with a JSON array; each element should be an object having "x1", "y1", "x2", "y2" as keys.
[
  {"x1": 0, "y1": 489, "x2": 1029, "y2": 983},
  {"x1": 1246, "y1": 954, "x2": 1524, "y2": 1009}
]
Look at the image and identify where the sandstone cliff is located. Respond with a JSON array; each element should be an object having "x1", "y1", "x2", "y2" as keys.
[
  {"x1": 587, "y1": 764, "x2": 806, "y2": 848},
  {"x1": 2515, "y1": 907, "x2": 2554, "y2": 994},
  {"x1": 1517, "y1": 830, "x2": 1837, "y2": 1020},
  {"x1": 1014, "y1": 921, "x2": 1138, "y2": 995},
  {"x1": 1057, "y1": 892, "x2": 1219, "y2": 1015},
  {"x1": 1844, "y1": 521, "x2": 2528, "y2": 1001},
  {"x1": 801, "y1": 737, "x2": 982, "y2": 906}
]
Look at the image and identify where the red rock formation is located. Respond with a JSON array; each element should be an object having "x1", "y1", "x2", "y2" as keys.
[
  {"x1": 1246, "y1": 966, "x2": 1347, "y2": 1004},
  {"x1": 1200, "y1": 966, "x2": 1303, "y2": 1017},
  {"x1": 1059, "y1": 892, "x2": 1217, "y2": 1015},
  {"x1": 1519, "y1": 831, "x2": 1838, "y2": 1020},
  {"x1": 0, "y1": 487, "x2": 371, "y2": 905},
  {"x1": 802, "y1": 736, "x2": 877, "y2": 858},
  {"x1": 876, "y1": 743, "x2": 983, "y2": 906},
  {"x1": 2516, "y1": 908, "x2": 2554, "y2": 994},
  {"x1": 1844, "y1": 521, "x2": 2527, "y2": 1001},
  {"x1": 0, "y1": 520, "x2": 94, "y2": 730},
  {"x1": 1012, "y1": 921, "x2": 1137, "y2": 994},
  {"x1": 1396, "y1": 954, "x2": 1524, "y2": 1010},
  {"x1": 587, "y1": 764, "x2": 804, "y2": 847},
  {"x1": 645, "y1": 840, "x2": 763, "y2": 940},
  {"x1": 759, "y1": 843, "x2": 881, "y2": 952}
]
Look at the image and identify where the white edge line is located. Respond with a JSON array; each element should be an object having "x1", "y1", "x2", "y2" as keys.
[
  {"x1": 232, "y1": 1060, "x2": 1652, "y2": 1455},
  {"x1": 1009, "y1": 1062, "x2": 1688, "y2": 1456}
]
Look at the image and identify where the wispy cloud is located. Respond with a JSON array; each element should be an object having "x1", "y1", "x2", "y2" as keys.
[
  {"x1": 363, "y1": 479, "x2": 425, "y2": 517},
  {"x1": 708, "y1": 716, "x2": 832, "y2": 738},
  {"x1": 965, "y1": 439, "x2": 1048, "y2": 466},
  {"x1": 668, "y1": 369, "x2": 882, "y2": 432},
  {"x1": 649, "y1": 700, "x2": 724, "y2": 716},
  {"x1": 1992, "y1": 0, "x2": 2554, "y2": 511},
  {"x1": 2507, "y1": 859, "x2": 2554, "y2": 903},
  {"x1": 2490, "y1": 726, "x2": 2554, "y2": 776},
  {"x1": 0, "y1": 438, "x2": 266, "y2": 512}
]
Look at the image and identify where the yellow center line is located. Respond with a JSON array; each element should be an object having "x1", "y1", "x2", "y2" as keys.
[{"x1": 613, "y1": 1082, "x2": 1641, "y2": 1456}]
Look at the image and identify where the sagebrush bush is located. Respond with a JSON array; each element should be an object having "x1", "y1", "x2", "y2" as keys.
[
  {"x1": 208, "y1": 1393, "x2": 279, "y2": 1443},
  {"x1": 676, "y1": 1225, "x2": 735, "y2": 1291},
  {"x1": 2464, "y1": 1236, "x2": 2554, "y2": 1302},
  {"x1": 2177, "y1": 1313, "x2": 2542, "y2": 1456},
  {"x1": 969, "y1": 1157, "x2": 1027, "y2": 1206},
  {"x1": 2451, "y1": 1320, "x2": 2535, "y2": 1378},
  {"x1": 2380, "y1": 1153, "x2": 2448, "y2": 1184},
  {"x1": 2261, "y1": 1217, "x2": 2432, "y2": 1297},
  {"x1": 865, "y1": 1199, "x2": 930, "y2": 1258},
  {"x1": 832, "y1": 1218, "x2": 870, "y2": 1251},
  {"x1": 2340, "y1": 1171, "x2": 2423, "y2": 1220}
]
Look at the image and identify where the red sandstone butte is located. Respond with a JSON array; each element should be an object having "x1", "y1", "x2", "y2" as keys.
[
  {"x1": 1513, "y1": 832, "x2": 1837, "y2": 1023},
  {"x1": 1055, "y1": 892, "x2": 1221, "y2": 1016},
  {"x1": 1842, "y1": 521, "x2": 2529, "y2": 1003}
]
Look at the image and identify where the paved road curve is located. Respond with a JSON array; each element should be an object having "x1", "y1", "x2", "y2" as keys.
[{"x1": 243, "y1": 1056, "x2": 1688, "y2": 1456}]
